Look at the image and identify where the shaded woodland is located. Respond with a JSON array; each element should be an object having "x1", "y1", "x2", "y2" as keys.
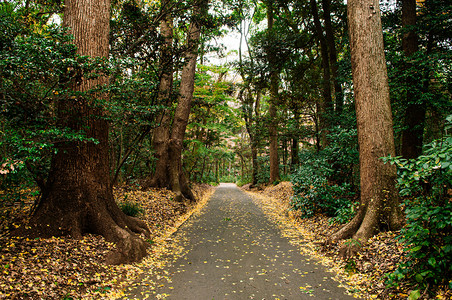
[{"x1": 0, "y1": 0, "x2": 451, "y2": 298}]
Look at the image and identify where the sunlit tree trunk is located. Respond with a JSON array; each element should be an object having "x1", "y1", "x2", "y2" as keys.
[
  {"x1": 331, "y1": 0, "x2": 403, "y2": 246},
  {"x1": 20, "y1": 0, "x2": 149, "y2": 264}
]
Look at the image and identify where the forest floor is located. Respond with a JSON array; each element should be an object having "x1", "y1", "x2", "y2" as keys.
[
  {"x1": 242, "y1": 182, "x2": 451, "y2": 300},
  {"x1": 1, "y1": 182, "x2": 450, "y2": 299},
  {"x1": 0, "y1": 184, "x2": 214, "y2": 299}
]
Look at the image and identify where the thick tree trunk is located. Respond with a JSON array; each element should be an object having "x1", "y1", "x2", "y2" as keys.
[
  {"x1": 168, "y1": 0, "x2": 207, "y2": 202},
  {"x1": 311, "y1": 0, "x2": 332, "y2": 148},
  {"x1": 267, "y1": 0, "x2": 280, "y2": 184},
  {"x1": 400, "y1": 0, "x2": 425, "y2": 159},
  {"x1": 19, "y1": 0, "x2": 149, "y2": 265},
  {"x1": 331, "y1": 0, "x2": 403, "y2": 246}
]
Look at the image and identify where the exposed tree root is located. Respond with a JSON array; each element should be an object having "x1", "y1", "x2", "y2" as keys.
[{"x1": 16, "y1": 186, "x2": 151, "y2": 265}]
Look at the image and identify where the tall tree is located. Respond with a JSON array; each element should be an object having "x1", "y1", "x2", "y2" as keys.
[
  {"x1": 400, "y1": 0, "x2": 425, "y2": 159},
  {"x1": 168, "y1": 0, "x2": 208, "y2": 201},
  {"x1": 142, "y1": 0, "x2": 174, "y2": 190},
  {"x1": 310, "y1": 0, "x2": 332, "y2": 147},
  {"x1": 321, "y1": 0, "x2": 344, "y2": 115},
  {"x1": 331, "y1": 0, "x2": 403, "y2": 246},
  {"x1": 237, "y1": 5, "x2": 261, "y2": 186},
  {"x1": 267, "y1": 0, "x2": 280, "y2": 183},
  {"x1": 18, "y1": 0, "x2": 149, "y2": 264}
]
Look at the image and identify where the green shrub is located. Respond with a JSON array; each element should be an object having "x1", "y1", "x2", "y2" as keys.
[
  {"x1": 256, "y1": 156, "x2": 270, "y2": 185},
  {"x1": 384, "y1": 118, "x2": 452, "y2": 293},
  {"x1": 290, "y1": 149, "x2": 356, "y2": 220},
  {"x1": 236, "y1": 176, "x2": 251, "y2": 187},
  {"x1": 118, "y1": 200, "x2": 144, "y2": 217}
]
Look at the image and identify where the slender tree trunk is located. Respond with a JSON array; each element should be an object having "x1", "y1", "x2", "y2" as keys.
[
  {"x1": 291, "y1": 110, "x2": 300, "y2": 170},
  {"x1": 282, "y1": 137, "x2": 288, "y2": 176},
  {"x1": 142, "y1": 0, "x2": 174, "y2": 190},
  {"x1": 400, "y1": 0, "x2": 425, "y2": 159},
  {"x1": 311, "y1": 0, "x2": 332, "y2": 148},
  {"x1": 331, "y1": 0, "x2": 403, "y2": 247},
  {"x1": 267, "y1": 0, "x2": 280, "y2": 183},
  {"x1": 19, "y1": 0, "x2": 149, "y2": 265},
  {"x1": 168, "y1": 0, "x2": 208, "y2": 201},
  {"x1": 241, "y1": 88, "x2": 260, "y2": 186},
  {"x1": 322, "y1": 0, "x2": 344, "y2": 115},
  {"x1": 215, "y1": 159, "x2": 219, "y2": 182},
  {"x1": 269, "y1": 102, "x2": 280, "y2": 183}
]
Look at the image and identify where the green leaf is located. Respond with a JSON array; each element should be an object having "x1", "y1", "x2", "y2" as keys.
[
  {"x1": 428, "y1": 257, "x2": 436, "y2": 267},
  {"x1": 408, "y1": 290, "x2": 421, "y2": 300},
  {"x1": 410, "y1": 245, "x2": 422, "y2": 252}
]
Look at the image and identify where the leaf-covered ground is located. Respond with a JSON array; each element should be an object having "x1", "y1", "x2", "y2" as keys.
[
  {"x1": 245, "y1": 182, "x2": 451, "y2": 300},
  {"x1": 0, "y1": 184, "x2": 214, "y2": 299}
]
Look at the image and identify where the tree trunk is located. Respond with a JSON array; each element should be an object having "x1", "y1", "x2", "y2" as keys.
[
  {"x1": 400, "y1": 0, "x2": 425, "y2": 159},
  {"x1": 168, "y1": 0, "x2": 208, "y2": 201},
  {"x1": 331, "y1": 0, "x2": 403, "y2": 247},
  {"x1": 291, "y1": 110, "x2": 300, "y2": 170},
  {"x1": 141, "y1": 0, "x2": 173, "y2": 190},
  {"x1": 322, "y1": 0, "x2": 344, "y2": 115},
  {"x1": 267, "y1": 0, "x2": 280, "y2": 184},
  {"x1": 311, "y1": 0, "x2": 332, "y2": 148},
  {"x1": 18, "y1": 0, "x2": 149, "y2": 265},
  {"x1": 269, "y1": 102, "x2": 280, "y2": 183}
]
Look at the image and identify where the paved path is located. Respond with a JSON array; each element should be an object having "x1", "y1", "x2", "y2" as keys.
[{"x1": 126, "y1": 183, "x2": 356, "y2": 299}]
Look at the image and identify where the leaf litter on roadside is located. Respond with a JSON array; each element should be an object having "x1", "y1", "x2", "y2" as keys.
[
  {"x1": 244, "y1": 182, "x2": 451, "y2": 300},
  {"x1": 0, "y1": 184, "x2": 214, "y2": 299}
]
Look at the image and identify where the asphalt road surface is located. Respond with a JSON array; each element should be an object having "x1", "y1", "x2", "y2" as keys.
[{"x1": 125, "y1": 183, "x2": 357, "y2": 300}]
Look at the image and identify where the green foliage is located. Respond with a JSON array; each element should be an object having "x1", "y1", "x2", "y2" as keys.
[
  {"x1": 118, "y1": 200, "x2": 144, "y2": 217},
  {"x1": 290, "y1": 149, "x2": 356, "y2": 220},
  {"x1": 382, "y1": 0, "x2": 452, "y2": 145},
  {"x1": 256, "y1": 156, "x2": 270, "y2": 185},
  {"x1": 0, "y1": 6, "x2": 107, "y2": 201},
  {"x1": 290, "y1": 125, "x2": 358, "y2": 221},
  {"x1": 384, "y1": 118, "x2": 452, "y2": 292},
  {"x1": 236, "y1": 176, "x2": 251, "y2": 187},
  {"x1": 184, "y1": 65, "x2": 241, "y2": 184}
]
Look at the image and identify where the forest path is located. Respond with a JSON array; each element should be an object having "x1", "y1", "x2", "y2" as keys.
[{"x1": 124, "y1": 183, "x2": 356, "y2": 299}]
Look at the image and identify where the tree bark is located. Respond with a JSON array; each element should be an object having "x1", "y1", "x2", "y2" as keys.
[
  {"x1": 400, "y1": 0, "x2": 425, "y2": 159},
  {"x1": 267, "y1": 0, "x2": 280, "y2": 184},
  {"x1": 311, "y1": 0, "x2": 332, "y2": 148},
  {"x1": 141, "y1": 0, "x2": 174, "y2": 190},
  {"x1": 331, "y1": 0, "x2": 403, "y2": 246},
  {"x1": 18, "y1": 0, "x2": 149, "y2": 265},
  {"x1": 291, "y1": 110, "x2": 300, "y2": 170},
  {"x1": 168, "y1": 0, "x2": 208, "y2": 201},
  {"x1": 322, "y1": 0, "x2": 344, "y2": 115}
]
